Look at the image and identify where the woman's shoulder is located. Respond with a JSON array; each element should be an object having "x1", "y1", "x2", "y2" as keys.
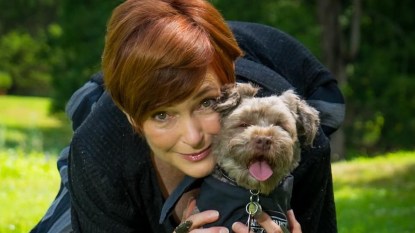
[
  {"x1": 229, "y1": 21, "x2": 334, "y2": 98},
  {"x1": 227, "y1": 21, "x2": 300, "y2": 54},
  {"x1": 71, "y1": 92, "x2": 152, "y2": 177}
]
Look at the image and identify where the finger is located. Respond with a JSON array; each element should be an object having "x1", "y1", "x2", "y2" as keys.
[
  {"x1": 186, "y1": 210, "x2": 229, "y2": 233},
  {"x1": 255, "y1": 212, "x2": 283, "y2": 233},
  {"x1": 287, "y1": 210, "x2": 302, "y2": 233},
  {"x1": 231, "y1": 222, "x2": 253, "y2": 233},
  {"x1": 184, "y1": 210, "x2": 220, "y2": 229},
  {"x1": 191, "y1": 226, "x2": 229, "y2": 233},
  {"x1": 182, "y1": 197, "x2": 197, "y2": 220}
]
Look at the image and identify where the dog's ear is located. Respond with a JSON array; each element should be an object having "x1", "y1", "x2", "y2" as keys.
[
  {"x1": 280, "y1": 90, "x2": 320, "y2": 146},
  {"x1": 236, "y1": 82, "x2": 260, "y2": 98},
  {"x1": 214, "y1": 83, "x2": 260, "y2": 116},
  {"x1": 214, "y1": 84, "x2": 241, "y2": 115}
]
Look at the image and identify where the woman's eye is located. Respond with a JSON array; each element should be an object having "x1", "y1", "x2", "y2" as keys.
[
  {"x1": 200, "y1": 98, "x2": 217, "y2": 109},
  {"x1": 152, "y1": 112, "x2": 168, "y2": 121}
]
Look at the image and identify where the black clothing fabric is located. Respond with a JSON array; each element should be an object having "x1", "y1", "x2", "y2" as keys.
[
  {"x1": 229, "y1": 21, "x2": 344, "y2": 136},
  {"x1": 60, "y1": 21, "x2": 342, "y2": 233},
  {"x1": 69, "y1": 92, "x2": 175, "y2": 233},
  {"x1": 160, "y1": 170, "x2": 294, "y2": 232}
]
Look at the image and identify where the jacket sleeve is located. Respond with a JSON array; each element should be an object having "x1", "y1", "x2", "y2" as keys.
[{"x1": 67, "y1": 94, "x2": 158, "y2": 233}]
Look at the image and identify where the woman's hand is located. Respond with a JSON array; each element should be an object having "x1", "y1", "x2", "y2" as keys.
[
  {"x1": 287, "y1": 210, "x2": 302, "y2": 233},
  {"x1": 174, "y1": 198, "x2": 229, "y2": 233},
  {"x1": 231, "y1": 210, "x2": 302, "y2": 233},
  {"x1": 177, "y1": 199, "x2": 301, "y2": 233}
]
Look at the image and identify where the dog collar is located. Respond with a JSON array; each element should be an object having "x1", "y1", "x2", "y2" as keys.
[{"x1": 212, "y1": 165, "x2": 238, "y2": 186}]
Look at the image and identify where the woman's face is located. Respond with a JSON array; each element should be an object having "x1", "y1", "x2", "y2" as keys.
[{"x1": 142, "y1": 69, "x2": 222, "y2": 178}]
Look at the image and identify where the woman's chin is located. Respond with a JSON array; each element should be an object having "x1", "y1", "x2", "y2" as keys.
[{"x1": 185, "y1": 161, "x2": 216, "y2": 178}]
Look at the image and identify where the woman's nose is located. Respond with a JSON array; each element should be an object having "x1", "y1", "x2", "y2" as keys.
[{"x1": 181, "y1": 117, "x2": 204, "y2": 147}]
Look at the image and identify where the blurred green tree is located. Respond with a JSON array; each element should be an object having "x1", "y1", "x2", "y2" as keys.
[
  {"x1": 0, "y1": 30, "x2": 53, "y2": 96},
  {"x1": 0, "y1": 0, "x2": 58, "y2": 96},
  {"x1": 344, "y1": 0, "x2": 415, "y2": 154},
  {"x1": 50, "y1": 0, "x2": 121, "y2": 111}
]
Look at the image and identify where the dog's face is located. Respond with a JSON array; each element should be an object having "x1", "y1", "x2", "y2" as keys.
[{"x1": 213, "y1": 83, "x2": 320, "y2": 195}]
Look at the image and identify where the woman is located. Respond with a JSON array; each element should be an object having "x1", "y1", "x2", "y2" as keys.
[{"x1": 31, "y1": 0, "x2": 344, "y2": 232}]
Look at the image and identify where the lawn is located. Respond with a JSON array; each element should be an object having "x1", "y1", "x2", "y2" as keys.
[
  {"x1": 0, "y1": 151, "x2": 60, "y2": 232},
  {"x1": 0, "y1": 95, "x2": 72, "y2": 154},
  {"x1": 1, "y1": 150, "x2": 414, "y2": 233},
  {"x1": 332, "y1": 151, "x2": 415, "y2": 233},
  {"x1": 0, "y1": 95, "x2": 68, "y2": 232},
  {"x1": 0, "y1": 96, "x2": 414, "y2": 233}
]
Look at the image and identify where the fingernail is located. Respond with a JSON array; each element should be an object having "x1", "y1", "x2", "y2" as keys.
[
  {"x1": 209, "y1": 210, "x2": 219, "y2": 218},
  {"x1": 220, "y1": 228, "x2": 229, "y2": 233},
  {"x1": 231, "y1": 222, "x2": 242, "y2": 231}
]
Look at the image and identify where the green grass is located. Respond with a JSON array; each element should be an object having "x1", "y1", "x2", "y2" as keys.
[
  {"x1": 0, "y1": 151, "x2": 413, "y2": 233},
  {"x1": 332, "y1": 151, "x2": 415, "y2": 233},
  {"x1": 0, "y1": 95, "x2": 70, "y2": 232},
  {"x1": 0, "y1": 95, "x2": 72, "y2": 154},
  {"x1": 0, "y1": 150, "x2": 60, "y2": 233}
]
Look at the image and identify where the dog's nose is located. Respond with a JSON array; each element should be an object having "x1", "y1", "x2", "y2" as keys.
[{"x1": 255, "y1": 136, "x2": 271, "y2": 151}]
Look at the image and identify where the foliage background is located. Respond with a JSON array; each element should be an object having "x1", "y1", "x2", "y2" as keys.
[
  {"x1": 0, "y1": 1, "x2": 414, "y2": 157},
  {"x1": 1, "y1": 1, "x2": 415, "y2": 232}
]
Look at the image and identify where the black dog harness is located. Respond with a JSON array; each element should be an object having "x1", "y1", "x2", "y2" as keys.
[{"x1": 159, "y1": 167, "x2": 294, "y2": 232}]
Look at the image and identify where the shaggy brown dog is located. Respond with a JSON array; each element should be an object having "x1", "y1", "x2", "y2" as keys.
[
  {"x1": 160, "y1": 83, "x2": 320, "y2": 232},
  {"x1": 213, "y1": 82, "x2": 320, "y2": 195}
]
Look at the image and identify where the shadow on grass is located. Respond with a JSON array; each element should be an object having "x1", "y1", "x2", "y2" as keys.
[{"x1": 0, "y1": 124, "x2": 72, "y2": 155}]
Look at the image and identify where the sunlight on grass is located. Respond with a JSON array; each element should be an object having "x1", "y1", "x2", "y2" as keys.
[
  {"x1": 0, "y1": 96, "x2": 61, "y2": 128},
  {"x1": 0, "y1": 150, "x2": 60, "y2": 233},
  {"x1": 332, "y1": 151, "x2": 415, "y2": 233},
  {"x1": 0, "y1": 95, "x2": 72, "y2": 153}
]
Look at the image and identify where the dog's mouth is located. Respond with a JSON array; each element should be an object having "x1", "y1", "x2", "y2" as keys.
[{"x1": 248, "y1": 158, "x2": 273, "y2": 181}]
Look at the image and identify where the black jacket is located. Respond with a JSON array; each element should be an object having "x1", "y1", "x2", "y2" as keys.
[{"x1": 67, "y1": 21, "x2": 344, "y2": 233}]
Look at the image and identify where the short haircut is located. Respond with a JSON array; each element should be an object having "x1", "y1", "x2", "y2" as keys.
[{"x1": 102, "y1": 0, "x2": 242, "y2": 132}]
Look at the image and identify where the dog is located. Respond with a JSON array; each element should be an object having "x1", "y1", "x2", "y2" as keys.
[
  {"x1": 160, "y1": 82, "x2": 320, "y2": 232},
  {"x1": 212, "y1": 82, "x2": 320, "y2": 195}
]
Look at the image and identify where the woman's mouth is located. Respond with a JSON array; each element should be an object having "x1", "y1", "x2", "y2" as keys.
[{"x1": 181, "y1": 146, "x2": 211, "y2": 162}]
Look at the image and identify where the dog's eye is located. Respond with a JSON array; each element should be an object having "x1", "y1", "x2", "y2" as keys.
[
  {"x1": 274, "y1": 123, "x2": 289, "y2": 132},
  {"x1": 238, "y1": 122, "x2": 250, "y2": 128}
]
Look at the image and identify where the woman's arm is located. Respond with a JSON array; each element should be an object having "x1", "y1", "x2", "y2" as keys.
[{"x1": 67, "y1": 93, "x2": 168, "y2": 232}]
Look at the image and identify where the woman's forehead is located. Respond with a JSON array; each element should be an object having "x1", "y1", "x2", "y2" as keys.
[{"x1": 196, "y1": 70, "x2": 221, "y2": 91}]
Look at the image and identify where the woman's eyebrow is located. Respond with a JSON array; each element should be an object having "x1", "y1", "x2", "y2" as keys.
[{"x1": 193, "y1": 84, "x2": 219, "y2": 99}]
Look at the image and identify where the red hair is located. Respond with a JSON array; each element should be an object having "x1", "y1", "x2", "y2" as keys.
[{"x1": 102, "y1": 0, "x2": 242, "y2": 131}]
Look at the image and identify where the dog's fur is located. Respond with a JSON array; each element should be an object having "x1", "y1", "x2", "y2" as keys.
[
  {"x1": 159, "y1": 83, "x2": 321, "y2": 230},
  {"x1": 213, "y1": 83, "x2": 320, "y2": 195}
]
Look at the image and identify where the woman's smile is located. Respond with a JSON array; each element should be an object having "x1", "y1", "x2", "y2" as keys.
[{"x1": 180, "y1": 146, "x2": 212, "y2": 162}]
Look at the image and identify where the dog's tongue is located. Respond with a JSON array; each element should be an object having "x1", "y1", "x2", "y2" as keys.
[{"x1": 248, "y1": 160, "x2": 273, "y2": 181}]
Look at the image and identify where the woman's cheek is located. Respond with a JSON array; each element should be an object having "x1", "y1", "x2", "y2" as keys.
[{"x1": 203, "y1": 113, "x2": 221, "y2": 134}]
